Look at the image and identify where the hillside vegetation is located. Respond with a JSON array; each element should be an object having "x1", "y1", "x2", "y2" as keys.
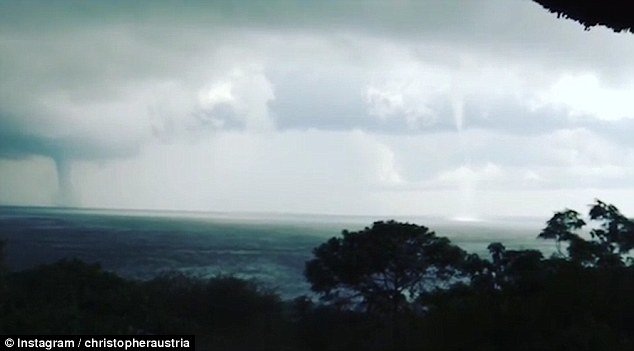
[{"x1": 1, "y1": 200, "x2": 633, "y2": 350}]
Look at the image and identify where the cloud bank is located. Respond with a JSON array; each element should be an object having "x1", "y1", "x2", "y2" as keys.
[{"x1": 1, "y1": 1, "x2": 633, "y2": 217}]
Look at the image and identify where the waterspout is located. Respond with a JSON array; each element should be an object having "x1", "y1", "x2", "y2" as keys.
[{"x1": 53, "y1": 157, "x2": 77, "y2": 207}]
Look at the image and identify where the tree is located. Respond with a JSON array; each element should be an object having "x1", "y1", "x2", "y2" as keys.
[
  {"x1": 538, "y1": 209, "x2": 585, "y2": 256},
  {"x1": 304, "y1": 220, "x2": 468, "y2": 315},
  {"x1": 589, "y1": 200, "x2": 634, "y2": 256},
  {"x1": 0, "y1": 240, "x2": 5, "y2": 296},
  {"x1": 0, "y1": 240, "x2": 5, "y2": 270},
  {"x1": 533, "y1": 0, "x2": 634, "y2": 33},
  {"x1": 485, "y1": 242, "x2": 545, "y2": 292},
  {"x1": 539, "y1": 200, "x2": 634, "y2": 267}
]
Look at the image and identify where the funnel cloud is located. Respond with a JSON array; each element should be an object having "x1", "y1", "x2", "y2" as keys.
[{"x1": 53, "y1": 158, "x2": 76, "y2": 207}]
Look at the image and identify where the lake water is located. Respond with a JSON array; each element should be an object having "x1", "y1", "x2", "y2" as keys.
[{"x1": 0, "y1": 206, "x2": 554, "y2": 298}]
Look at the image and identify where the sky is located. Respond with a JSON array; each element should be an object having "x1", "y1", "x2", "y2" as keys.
[{"x1": 1, "y1": 0, "x2": 634, "y2": 219}]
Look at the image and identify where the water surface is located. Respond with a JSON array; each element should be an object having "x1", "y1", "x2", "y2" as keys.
[{"x1": 0, "y1": 206, "x2": 553, "y2": 297}]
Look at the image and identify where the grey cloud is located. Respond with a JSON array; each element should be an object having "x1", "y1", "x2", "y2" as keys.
[
  {"x1": 2, "y1": 1, "x2": 633, "y2": 143},
  {"x1": 269, "y1": 71, "x2": 632, "y2": 147},
  {"x1": 0, "y1": 122, "x2": 139, "y2": 161},
  {"x1": 3, "y1": 1, "x2": 634, "y2": 76},
  {"x1": 374, "y1": 125, "x2": 634, "y2": 193},
  {"x1": 2, "y1": 0, "x2": 634, "y2": 212}
]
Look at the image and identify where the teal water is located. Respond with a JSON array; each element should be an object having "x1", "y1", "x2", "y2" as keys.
[{"x1": 0, "y1": 206, "x2": 553, "y2": 298}]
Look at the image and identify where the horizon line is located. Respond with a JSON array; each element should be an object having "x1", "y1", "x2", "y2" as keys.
[{"x1": 0, "y1": 203, "x2": 547, "y2": 223}]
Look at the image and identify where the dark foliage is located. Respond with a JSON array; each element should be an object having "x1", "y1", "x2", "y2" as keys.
[
  {"x1": 539, "y1": 199, "x2": 634, "y2": 267},
  {"x1": 305, "y1": 221, "x2": 467, "y2": 313},
  {"x1": 1, "y1": 199, "x2": 634, "y2": 350},
  {"x1": 533, "y1": 0, "x2": 634, "y2": 33},
  {"x1": 0, "y1": 259, "x2": 297, "y2": 350}
]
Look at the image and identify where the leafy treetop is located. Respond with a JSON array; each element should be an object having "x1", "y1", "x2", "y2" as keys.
[{"x1": 305, "y1": 220, "x2": 468, "y2": 314}]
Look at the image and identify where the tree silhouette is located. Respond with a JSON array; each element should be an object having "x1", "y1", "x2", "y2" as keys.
[
  {"x1": 539, "y1": 199, "x2": 634, "y2": 267},
  {"x1": 589, "y1": 200, "x2": 634, "y2": 255},
  {"x1": 533, "y1": 0, "x2": 634, "y2": 33},
  {"x1": 0, "y1": 240, "x2": 5, "y2": 269},
  {"x1": 0, "y1": 240, "x2": 5, "y2": 295},
  {"x1": 485, "y1": 242, "x2": 545, "y2": 292},
  {"x1": 304, "y1": 220, "x2": 467, "y2": 315},
  {"x1": 538, "y1": 209, "x2": 585, "y2": 256}
]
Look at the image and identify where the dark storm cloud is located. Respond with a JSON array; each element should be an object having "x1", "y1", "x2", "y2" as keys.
[
  {"x1": 1, "y1": 0, "x2": 634, "y2": 213},
  {"x1": 2, "y1": 0, "x2": 633, "y2": 163},
  {"x1": 0, "y1": 130, "x2": 139, "y2": 161}
]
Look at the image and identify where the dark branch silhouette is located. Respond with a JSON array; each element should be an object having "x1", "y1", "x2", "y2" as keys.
[{"x1": 533, "y1": 0, "x2": 634, "y2": 32}]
